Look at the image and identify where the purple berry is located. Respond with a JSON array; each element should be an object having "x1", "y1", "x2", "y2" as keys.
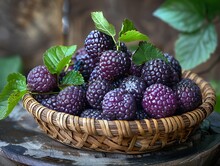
[
  {"x1": 84, "y1": 30, "x2": 114, "y2": 57},
  {"x1": 142, "y1": 84, "x2": 177, "y2": 118},
  {"x1": 89, "y1": 65, "x2": 101, "y2": 81},
  {"x1": 73, "y1": 50, "x2": 98, "y2": 80},
  {"x1": 164, "y1": 53, "x2": 182, "y2": 79},
  {"x1": 41, "y1": 95, "x2": 57, "y2": 110},
  {"x1": 136, "y1": 109, "x2": 149, "y2": 120},
  {"x1": 80, "y1": 109, "x2": 103, "y2": 119},
  {"x1": 102, "y1": 88, "x2": 136, "y2": 120},
  {"x1": 141, "y1": 59, "x2": 179, "y2": 87},
  {"x1": 56, "y1": 86, "x2": 86, "y2": 116},
  {"x1": 129, "y1": 61, "x2": 143, "y2": 77},
  {"x1": 119, "y1": 76, "x2": 146, "y2": 103},
  {"x1": 99, "y1": 50, "x2": 131, "y2": 80},
  {"x1": 174, "y1": 78, "x2": 202, "y2": 114},
  {"x1": 72, "y1": 47, "x2": 87, "y2": 63},
  {"x1": 32, "y1": 94, "x2": 51, "y2": 103},
  {"x1": 27, "y1": 65, "x2": 57, "y2": 92},
  {"x1": 86, "y1": 79, "x2": 112, "y2": 109}
]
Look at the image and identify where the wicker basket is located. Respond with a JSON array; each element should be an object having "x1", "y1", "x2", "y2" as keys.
[{"x1": 22, "y1": 70, "x2": 216, "y2": 154}]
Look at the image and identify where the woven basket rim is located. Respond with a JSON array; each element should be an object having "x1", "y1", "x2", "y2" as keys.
[{"x1": 22, "y1": 70, "x2": 216, "y2": 138}]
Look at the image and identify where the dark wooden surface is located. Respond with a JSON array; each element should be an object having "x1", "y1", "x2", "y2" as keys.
[{"x1": 0, "y1": 103, "x2": 220, "y2": 166}]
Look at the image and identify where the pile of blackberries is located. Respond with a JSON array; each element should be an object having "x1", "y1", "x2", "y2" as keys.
[{"x1": 28, "y1": 30, "x2": 202, "y2": 120}]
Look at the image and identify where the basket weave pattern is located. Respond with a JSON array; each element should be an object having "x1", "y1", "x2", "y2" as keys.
[{"x1": 23, "y1": 71, "x2": 216, "y2": 154}]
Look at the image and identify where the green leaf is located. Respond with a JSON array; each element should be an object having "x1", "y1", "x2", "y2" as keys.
[
  {"x1": 119, "y1": 30, "x2": 149, "y2": 42},
  {"x1": 61, "y1": 70, "x2": 85, "y2": 86},
  {"x1": 175, "y1": 24, "x2": 217, "y2": 69},
  {"x1": 210, "y1": 80, "x2": 220, "y2": 113},
  {"x1": 0, "y1": 73, "x2": 27, "y2": 120},
  {"x1": 91, "y1": 11, "x2": 116, "y2": 37},
  {"x1": 204, "y1": 0, "x2": 220, "y2": 20},
  {"x1": 119, "y1": 19, "x2": 136, "y2": 37},
  {"x1": 0, "y1": 56, "x2": 22, "y2": 91},
  {"x1": 0, "y1": 90, "x2": 26, "y2": 120},
  {"x1": 153, "y1": 0, "x2": 206, "y2": 32},
  {"x1": 132, "y1": 41, "x2": 166, "y2": 65},
  {"x1": 43, "y1": 45, "x2": 77, "y2": 74}
]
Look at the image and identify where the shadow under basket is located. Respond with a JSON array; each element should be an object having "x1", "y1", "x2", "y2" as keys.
[{"x1": 22, "y1": 70, "x2": 216, "y2": 154}]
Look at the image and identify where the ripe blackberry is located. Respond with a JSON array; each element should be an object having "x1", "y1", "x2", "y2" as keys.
[
  {"x1": 129, "y1": 61, "x2": 143, "y2": 77},
  {"x1": 102, "y1": 88, "x2": 136, "y2": 120},
  {"x1": 142, "y1": 84, "x2": 177, "y2": 118},
  {"x1": 86, "y1": 79, "x2": 112, "y2": 109},
  {"x1": 89, "y1": 65, "x2": 101, "y2": 81},
  {"x1": 32, "y1": 94, "x2": 51, "y2": 103},
  {"x1": 56, "y1": 86, "x2": 86, "y2": 116},
  {"x1": 73, "y1": 52, "x2": 98, "y2": 80},
  {"x1": 136, "y1": 109, "x2": 149, "y2": 120},
  {"x1": 41, "y1": 95, "x2": 57, "y2": 110},
  {"x1": 72, "y1": 47, "x2": 87, "y2": 63},
  {"x1": 174, "y1": 78, "x2": 202, "y2": 114},
  {"x1": 80, "y1": 109, "x2": 103, "y2": 119},
  {"x1": 119, "y1": 76, "x2": 146, "y2": 103},
  {"x1": 27, "y1": 65, "x2": 57, "y2": 92},
  {"x1": 99, "y1": 50, "x2": 131, "y2": 80},
  {"x1": 164, "y1": 53, "x2": 182, "y2": 79},
  {"x1": 141, "y1": 59, "x2": 179, "y2": 87},
  {"x1": 84, "y1": 30, "x2": 114, "y2": 57}
]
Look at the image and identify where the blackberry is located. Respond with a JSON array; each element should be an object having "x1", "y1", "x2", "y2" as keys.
[
  {"x1": 73, "y1": 52, "x2": 98, "y2": 80},
  {"x1": 86, "y1": 79, "x2": 112, "y2": 109},
  {"x1": 84, "y1": 30, "x2": 114, "y2": 57},
  {"x1": 56, "y1": 86, "x2": 86, "y2": 116},
  {"x1": 72, "y1": 47, "x2": 87, "y2": 63},
  {"x1": 102, "y1": 88, "x2": 136, "y2": 120},
  {"x1": 27, "y1": 65, "x2": 57, "y2": 93},
  {"x1": 119, "y1": 76, "x2": 146, "y2": 103},
  {"x1": 32, "y1": 94, "x2": 51, "y2": 103},
  {"x1": 164, "y1": 53, "x2": 182, "y2": 79},
  {"x1": 129, "y1": 61, "x2": 143, "y2": 77},
  {"x1": 41, "y1": 95, "x2": 57, "y2": 110},
  {"x1": 141, "y1": 59, "x2": 179, "y2": 87},
  {"x1": 136, "y1": 109, "x2": 149, "y2": 120},
  {"x1": 80, "y1": 109, "x2": 103, "y2": 119},
  {"x1": 174, "y1": 78, "x2": 202, "y2": 114},
  {"x1": 89, "y1": 65, "x2": 101, "y2": 81},
  {"x1": 99, "y1": 50, "x2": 131, "y2": 80},
  {"x1": 142, "y1": 84, "x2": 177, "y2": 118}
]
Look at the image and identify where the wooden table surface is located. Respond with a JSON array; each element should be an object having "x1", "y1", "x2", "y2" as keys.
[{"x1": 0, "y1": 102, "x2": 220, "y2": 166}]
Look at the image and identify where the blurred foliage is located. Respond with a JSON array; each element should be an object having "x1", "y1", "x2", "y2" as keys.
[
  {"x1": 154, "y1": 0, "x2": 220, "y2": 70},
  {"x1": 0, "y1": 56, "x2": 23, "y2": 91},
  {"x1": 210, "y1": 80, "x2": 220, "y2": 113}
]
